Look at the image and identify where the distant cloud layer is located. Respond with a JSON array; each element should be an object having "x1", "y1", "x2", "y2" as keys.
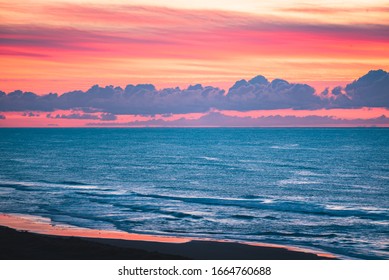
[
  {"x1": 46, "y1": 112, "x2": 117, "y2": 121},
  {"x1": 0, "y1": 70, "x2": 388, "y2": 115},
  {"x1": 22, "y1": 112, "x2": 40, "y2": 117},
  {"x1": 87, "y1": 112, "x2": 389, "y2": 127}
]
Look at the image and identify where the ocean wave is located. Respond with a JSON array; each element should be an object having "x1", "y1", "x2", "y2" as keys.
[
  {"x1": 254, "y1": 231, "x2": 338, "y2": 239},
  {"x1": 130, "y1": 192, "x2": 388, "y2": 220},
  {"x1": 231, "y1": 214, "x2": 255, "y2": 220},
  {"x1": 0, "y1": 180, "x2": 105, "y2": 191},
  {"x1": 0, "y1": 182, "x2": 40, "y2": 192},
  {"x1": 39, "y1": 180, "x2": 90, "y2": 186},
  {"x1": 75, "y1": 189, "x2": 126, "y2": 197}
]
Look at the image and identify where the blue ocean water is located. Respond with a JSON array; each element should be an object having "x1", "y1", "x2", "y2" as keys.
[{"x1": 0, "y1": 128, "x2": 388, "y2": 259}]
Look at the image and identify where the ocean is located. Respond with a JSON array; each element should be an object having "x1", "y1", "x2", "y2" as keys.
[{"x1": 0, "y1": 128, "x2": 388, "y2": 259}]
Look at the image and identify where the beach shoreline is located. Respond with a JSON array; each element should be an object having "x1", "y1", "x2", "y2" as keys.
[{"x1": 0, "y1": 213, "x2": 337, "y2": 260}]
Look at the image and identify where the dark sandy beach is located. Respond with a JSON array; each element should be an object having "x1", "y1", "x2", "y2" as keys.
[
  {"x1": 0, "y1": 213, "x2": 337, "y2": 260},
  {"x1": 0, "y1": 226, "x2": 185, "y2": 260},
  {"x1": 0, "y1": 225, "x2": 335, "y2": 260}
]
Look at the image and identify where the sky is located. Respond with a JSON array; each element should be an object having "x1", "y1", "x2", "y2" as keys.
[{"x1": 0, "y1": 0, "x2": 388, "y2": 127}]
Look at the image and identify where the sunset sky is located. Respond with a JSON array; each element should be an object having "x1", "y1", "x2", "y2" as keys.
[{"x1": 0, "y1": 0, "x2": 388, "y2": 126}]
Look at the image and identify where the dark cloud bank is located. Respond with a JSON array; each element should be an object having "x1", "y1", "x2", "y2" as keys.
[{"x1": 0, "y1": 70, "x2": 388, "y2": 117}]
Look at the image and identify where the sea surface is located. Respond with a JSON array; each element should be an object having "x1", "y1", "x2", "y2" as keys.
[{"x1": 0, "y1": 128, "x2": 388, "y2": 259}]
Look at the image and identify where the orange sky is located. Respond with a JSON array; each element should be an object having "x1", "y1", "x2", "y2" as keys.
[
  {"x1": 0, "y1": 0, "x2": 388, "y2": 126},
  {"x1": 1, "y1": 0, "x2": 389, "y2": 93}
]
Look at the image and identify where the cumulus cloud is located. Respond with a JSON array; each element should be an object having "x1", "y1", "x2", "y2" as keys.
[
  {"x1": 330, "y1": 70, "x2": 389, "y2": 108},
  {"x1": 0, "y1": 70, "x2": 388, "y2": 114},
  {"x1": 0, "y1": 84, "x2": 226, "y2": 114},
  {"x1": 87, "y1": 112, "x2": 389, "y2": 127},
  {"x1": 223, "y1": 75, "x2": 325, "y2": 110}
]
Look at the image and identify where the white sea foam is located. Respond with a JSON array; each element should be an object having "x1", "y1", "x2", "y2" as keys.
[
  {"x1": 350, "y1": 184, "x2": 378, "y2": 190},
  {"x1": 1, "y1": 180, "x2": 37, "y2": 187},
  {"x1": 270, "y1": 144, "x2": 299, "y2": 150},
  {"x1": 360, "y1": 206, "x2": 389, "y2": 212},
  {"x1": 294, "y1": 170, "x2": 322, "y2": 176},
  {"x1": 369, "y1": 220, "x2": 389, "y2": 226},
  {"x1": 278, "y1": 178, "x2": 322, "y2": 186},
  {"x1": 334, "y1": 173, "x2": 359, "y2": 178},
  {"x1": 62, "y1": 185, "x2": 100, "y2": 190},
  {"x1": 0, "y1": 179, "x2": 103, "y2": 190},
  {"x1": 200, "y1": 156, "x2": 220, "y2": 161},
  {"x1": 10, "y1": 213, "x2": 52, "y2": 224},
  {"x1": 189, "y1": 180, "x2": 200, "y2": 185},
  {"x1": 372, "y1": 175, "x2": 389, "y2": 180},
  {"x1": 325, "y1": 205, "x2": 389, "y2": 213},
  {"x1": 325, "y1": 205, "x2": 348, "y2": 211}
]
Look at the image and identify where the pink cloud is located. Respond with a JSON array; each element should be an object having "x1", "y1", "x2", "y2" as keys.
[{"x1": 1, "y1": 4, "x2": 388, "y2": 62}]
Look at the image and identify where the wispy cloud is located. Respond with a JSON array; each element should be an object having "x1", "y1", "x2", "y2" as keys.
[
  {"x1": 1, "y1": 6, "x2": 388, "y2": 59},
  {"x1": 280, "y1": 6, "x2": 389, "y2": 15}
]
